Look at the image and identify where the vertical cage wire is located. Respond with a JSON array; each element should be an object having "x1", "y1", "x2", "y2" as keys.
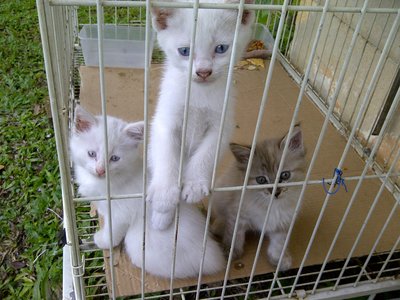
[
  {"x1": 195, "y1": 0, "x2": 260, "y2": 296},
  {"x1": 312, "y1": 86, "x2": 400, "y2": 293},
  {"x1": 337, "y1": 0, "x2": 385, "y2": 124},
  {"x1": 353, "y1": 182, "x2": 400, "y2": 287},
  {"x1": 309, "y1": 1, "x2": 342, "y2": 88},
  {"x1": 281, "y1": 3, "x2": 400, "y2": 194},
  {"x1": 246, "y1": 1, "x2": 332, "y2": 299},
  {"x1": 165, "y1": 1, "x2": 201, "y2": 296},
  {"x1": 286, "y1": 2, "x2": 400, "y2": 174},
  {"x1": 289, "y1": 8, "x2": 400, "y2": 297},
  {"x1": 275, "y1": 0, "x2": 373, "y2": 294},
  {"x1": 290, "y1": 2, "x2": 311, "y2": 67},
  {"x1": 321, "y1": 1, "x2": 354, "y2": 101},
  {"x1": 220, "y1": 1, "x2": 291, "y2": 298},
  {"x1": 375, "y1": 232, "x2": 400, "y2": 283},
  {"x1": 346, "y1": 4, "x2": 398, "y2": 132},
  {"x1": 36, "y1": 1, "x2": 85, "y2": 299},
  {"x1": 140, "y1": 0, "x2": 152, "y2": 296}
]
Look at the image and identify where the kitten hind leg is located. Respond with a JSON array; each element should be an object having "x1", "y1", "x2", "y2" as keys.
[
  {"x1": 151, "y1": 209, "x2": 175, "y2": 230},
  {"x1": 210, "y1": 218, "x2": 225, "y2": 238},
  {"x1": 94, "y1": 217, "x2": 129, "y2": 249},
  {"x1": 266, "y1": 231, "x2": 292, "y2": 271},
  {"x1": 223, "y1": 217, "x2": 247, "y2": 260}
]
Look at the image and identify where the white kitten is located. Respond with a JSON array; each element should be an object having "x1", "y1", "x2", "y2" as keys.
[
  {"x1": 70, "y1": 105, "x2": 145, "y2": 249},
  {"x1": 148, "y1": 0, "x2": 255, "y2": 230},
  {"x1": 70, "y1": 106, "x2": 225, "y2": 278},
  {"x1": 211, "y1": 126, "x2": 306, "y2": 271},
  {"x1": 125, "y1": 203, "x2": 226, "y2": 278}
]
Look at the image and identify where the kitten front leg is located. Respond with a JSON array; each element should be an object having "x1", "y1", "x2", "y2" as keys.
[
  {"x1": 266, "y1": 231, "x2": 292, "y2": 271},
  {"x1": 148, "y1": 119, "x2": 181, "y2": 230},
  {"x1": 94, "y1": 213, "x2": 129, "y2": 249},
  {"x1": 182, "y1": 126, "x2": 230, "y2": 203}
]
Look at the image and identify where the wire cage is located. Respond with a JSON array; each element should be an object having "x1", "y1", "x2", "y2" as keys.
[{"x1": 36, "y1": 0, "x2": 400, "y2": 299}]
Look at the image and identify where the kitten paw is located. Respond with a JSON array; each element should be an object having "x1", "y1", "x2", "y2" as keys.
[
  {"x1": 151, "y1": 210, "x2": 175, "y2": 230},
  {"x1": 147, "y1": 182, "x2": 181, "y2": 212},
  {"x1": 94, "y1": 230, "x2": 111, "y2": 249},
  {"x1": 268, "y1": 251, "x2": 292, "y2": 271},
  {"x1": 182, "y1": 181, "x2": 210, "y2": 203},
  {"x1": 225, "y1": 247, "x2": 243, "y2": 261}
]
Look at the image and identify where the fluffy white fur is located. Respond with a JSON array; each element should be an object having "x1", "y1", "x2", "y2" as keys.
[
  {"x1": 70, "y1": 105, "x2": 225, "y2": 278},
  {"x1": 70, "y1": 105, "x2": 145, "y2": 249},
  {"x1": 125, "y1": 203, "x2": 225, "y2": 278},
  {"x1": 148, "y1": 0, "x2": 255, "y2": 230},
  {"x1": 211, "y1": 126, "x2": 306, "y2": 271}
]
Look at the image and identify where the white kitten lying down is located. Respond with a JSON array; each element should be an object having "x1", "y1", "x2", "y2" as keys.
[{"x1": 70, "y1": 105, "x2": 225, "y2": 278}]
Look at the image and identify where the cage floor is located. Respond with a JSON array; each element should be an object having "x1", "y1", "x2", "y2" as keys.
[{"x1": 79, "y1": 61, "x2": 400, "y2": 297}]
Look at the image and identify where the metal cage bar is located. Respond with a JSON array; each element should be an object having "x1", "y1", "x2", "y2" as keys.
[
  {"x1": 36, "y1": 1, "x2": 86, "y2": 299},
  {"x1": 220, "y1": 0, "x2": 291, "y2": 298},
  {"x1": 247, "y1": 1, "x2": 332, "y2": 299},
  {"x1": 94, "y1": 2, "x2": 117, "y2": 299},
  {"x1": 289, "y1": 7, "x2": 400, "y2": 296},
  {"x1": 313, "y1": 94, "x2": 400, "y2": 292},
  {"x1": 35, "y1": 1, "x2": 400, "y2": 299}
]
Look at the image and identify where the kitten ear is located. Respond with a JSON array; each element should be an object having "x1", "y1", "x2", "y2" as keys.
[
  {"x1": 230, "y1": 143, "x2": 251, "y2": 164},
  {"x1": 280, "y1": 124, "x2": 304, "y2": 153},
  {"x1": 74, "y1": 105, "x2": 97, "y2": 133},
  {"x1": 125, "y1": 121, "x2": 144, "y2": 142},
  {"x1": 225, "y1": 0, "x2": 254, "y2": 25},
  {"x1": 151, "y1": 6, "x2": 174, "y2": 31}
]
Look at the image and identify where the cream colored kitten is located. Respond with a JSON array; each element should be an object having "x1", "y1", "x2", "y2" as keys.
[{"x1": 211, "y1": 126, "x2": 306, "y2": 270}]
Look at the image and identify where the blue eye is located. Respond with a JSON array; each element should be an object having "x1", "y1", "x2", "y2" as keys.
[
  {"x1": 88, "y1": 151, "x2": 96, "y2": 158},
  {"x1": 215, "y1": 44, "x2": 229, "y2": 54},
  {"x1": 178, "y1": 47, "x2": 190, "y2": 56},
  {"x1": 110, "y1": 155, "x2": 120, "y2": 162}
]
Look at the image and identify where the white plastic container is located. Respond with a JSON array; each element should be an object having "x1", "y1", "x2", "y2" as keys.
[
  {"x1": 79, "y1": 24, "x2": 155, "y2": 69},
  {"x1": 251, "y1": 23, "x2": 275, "y2": 51}
]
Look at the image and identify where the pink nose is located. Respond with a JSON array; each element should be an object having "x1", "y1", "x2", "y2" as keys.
[
  {"x1": 196, "y1": 70, "x2": 212, "y2": 80},
  {"x1": 96, "y1": 167, "x2": 105, "y2": 176}
]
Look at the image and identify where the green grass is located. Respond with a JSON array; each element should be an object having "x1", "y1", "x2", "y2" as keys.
[
  {"x1": 0, "y1": 1, "x2": 63, "y2": 299},
  {"x1": 256, "y1": 0, "x2": 300, "y2": 54}
]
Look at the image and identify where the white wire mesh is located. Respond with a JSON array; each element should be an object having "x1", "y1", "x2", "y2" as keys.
[{"x1": 36, "y1": 0, "x2": 400, "y2": 299}]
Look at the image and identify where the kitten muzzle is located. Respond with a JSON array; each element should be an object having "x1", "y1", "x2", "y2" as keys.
[
  {"x1": 267, "y1": 188, "x2": 282, "y2": 198},
  {"x1": 195, "y1": 69, "x2": 212, "y2": 81},
  {"x1": 96, "y1": 166, "x2": 105, "y2": 177}
]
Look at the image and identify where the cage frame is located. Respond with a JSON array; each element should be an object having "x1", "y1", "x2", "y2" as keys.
[{"x1": 36, "y1": 0, "x2": 400, "y2": 299}]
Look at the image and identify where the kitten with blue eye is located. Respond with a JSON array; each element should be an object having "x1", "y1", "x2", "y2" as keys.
[
  {"x1": 70, "y1": 105, "x2": 225, "y2": 278},
  {"x1": 70, "y1": 105, "x2": 145, "y2": 249},
  {"x1": 211, "y1": 125, "x2": 306, "y2": 271},
  {"x1": 148, "y1": 0, "x2": 255, "y2": 230}
]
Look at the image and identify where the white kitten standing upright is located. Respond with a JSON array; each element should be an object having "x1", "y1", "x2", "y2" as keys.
[
  {"x1": 148, "y1": 0, "x2": 255, "y2": 230},
  {"x1": 70, "y1": 106, "x2": 225, "y2": 278}
]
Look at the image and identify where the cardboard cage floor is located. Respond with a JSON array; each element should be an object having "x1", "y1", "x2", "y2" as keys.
[{"x1": 79, "y1": 62, "x2": 400, "y2": 297}]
